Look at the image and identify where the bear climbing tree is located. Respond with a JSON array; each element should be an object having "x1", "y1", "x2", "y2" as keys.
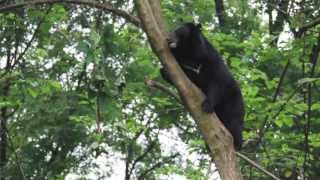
[
  {"x1": 161, "y1": 22, "x2": 245, "y2": 150},
  {"x1": 135, "y1": 1, "x2": 243, "y2": 180}
]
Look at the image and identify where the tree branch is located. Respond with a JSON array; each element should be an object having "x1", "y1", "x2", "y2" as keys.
[
  {"x1": 137, "y1": 153, "x2": 179, "y2": 180},
  {"x1": 236, "y1": 152, "x2": 280, "y2": 180},
  {"x1": 256, "y1": 59, "x2": 290, "y2": 144},
  {"x1": 256, "y1": 85, "x2": 302, "y2": 146},
  {"x1": 129, "y1": 141, "x2": 156, "y2": 178},
  {"x1": 0, "y1": 0, "x2": 140, "y2": 27},
  {"x1": 135, "y1": 1, "x2": 243, "y2": 179},
  {"x1": 303, "y1": 33, "x2": 320, "y2": 177},
  {"x1": 15, "y1": 7, "x2": 51, "y2": 65},
  {"x1": 145, "y1": 78, "x2": 181, "y2": 103},
  {"x1": 298, "y1": 16, "x2": 320, "y2": 35}
]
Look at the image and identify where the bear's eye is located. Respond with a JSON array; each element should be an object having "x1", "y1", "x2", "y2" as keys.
[
  {"x1": 176, "y1": 28, "x2": 190, "y2": 40},
  {"x1": 178, "y1": 33, "x2": 185, "y2": 39}
]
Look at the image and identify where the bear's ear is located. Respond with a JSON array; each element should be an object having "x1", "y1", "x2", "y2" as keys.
[{"x1": 196, "y1": 23, "x2": 202, "y2": 30}]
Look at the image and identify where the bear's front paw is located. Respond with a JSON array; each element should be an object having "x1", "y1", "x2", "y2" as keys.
[{"x1": 202, "y1": 99, "x2": 215, "y2": 113}]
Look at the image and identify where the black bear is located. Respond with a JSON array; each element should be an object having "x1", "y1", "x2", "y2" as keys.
[{"x1": 161, "y1": 22, "x2": 245, "y2": 150}]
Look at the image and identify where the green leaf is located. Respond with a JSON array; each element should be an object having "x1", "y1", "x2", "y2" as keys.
[
  {"x1": 0, "y1": 101, "x2": 13, "y2": 108},
  {"x1": 294, "y1": 103, "x2": 308, "y2": 112},
  {"x1": 297, "y1": 78, "x2": 319, "y2": 85},
  {"x1": 283, "y1": 118, "x2": 293, "y2": 127},
  {"x1": 284, "y1": 171, "x2": 292, "y2": 178},
  {"x1": 311, "y1": 103, "x2": 320, "y2": 111},
  {"x1": 78, "y1": 41, "x2": 90, "y2": 54},
  {"x1": 90, "y1": 30, "x2": 100, "y2": 47},
  {"x1": 275, "y1": 118, "x2": 283, "y2": 128},
  {"x1": 27, "y1": 88, "x2": 38, "y2": 98},
  {"x1": 69, "y1": 115, "x2": 92, "y2": 125}
]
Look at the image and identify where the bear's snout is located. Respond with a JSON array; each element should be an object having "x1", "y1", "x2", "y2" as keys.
[{"x1": 167, "y1": 32, "x2": 178, "y2": 48}]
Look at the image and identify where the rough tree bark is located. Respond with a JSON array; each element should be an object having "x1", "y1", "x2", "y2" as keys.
[{"x1": 135, "y1": 0, "x2": 243, "y2": 179}]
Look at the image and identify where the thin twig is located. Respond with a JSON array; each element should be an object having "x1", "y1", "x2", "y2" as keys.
[
  {"x1": 0, "y1": 7, "x2": 51, "y2": 78},
  {"x1": 256, "y1": 59, "x2": 291, "y2": 144},
  {"x1": 137, "y1": 153, "x2": 179, "y2": 180},
  {"x1": 256, "y1": 84, "x2": 302, "y2": 145},
  {"x1": 16, "y1": 6, "x2": 52, "y2": 67},
  {"x1": 272, "y1": 60, "x2": 290, "y2": 101},
  {"x1": 236, "y1": 152, "x2": 281, "y2": 180},
  {"x1": 125, "y1": 119, "x2": 153, "y2": 180},
  {"x1": 128, "y1": 141, "x2": 156, "y2": 177},
  {"x1": 145, "y1": 78, "x2": 181, "y2": 103}
]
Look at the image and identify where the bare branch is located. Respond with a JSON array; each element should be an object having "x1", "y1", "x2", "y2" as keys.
[
  {"x1": 145, "y1": 78, "x2": 181, "y2": 103},
  {"x1": 0, "y1": 0, "x2": 140, "y2": 27},
  {"x1": 272, "y1": 59, "x2": 290, "y2": 102},
  {"x1": 15, "y1": 7, "x2": 51, "y2": 64},
  {"x1": 298, "y1": 16, "x2": 320, "y2": 34},
  {"x1": 125, "y1": 129, "x2": 145, "y2": 180},
  {"x1": 256, "y1": 59, "x2": 290, "y2": 144},
  {"x1": 236, "y1": 152, "x2": 281, "y2": 180},
  {"x1": 256, "y1": 85, "x2": 301, "y2": 146},
  {"x1": 137, "y1": 153, "x2": 179, "y2": 179},
  {"x1": 128, "y1": 141, "x2": 156, "y2": 177}
]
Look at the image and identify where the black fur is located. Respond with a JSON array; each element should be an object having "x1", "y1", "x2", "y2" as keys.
[{"x1": 161, "y1": 22, "x2": 245, "y2": 150}]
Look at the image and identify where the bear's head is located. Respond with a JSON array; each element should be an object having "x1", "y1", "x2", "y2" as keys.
[
  {"x1": 168, "y1": 23, "x2": 202, "y2": 48},
  {"x1": 167, "y1": 22, "x2": 205, "y2": 59}
]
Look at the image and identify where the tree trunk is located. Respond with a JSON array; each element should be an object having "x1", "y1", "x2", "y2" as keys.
[
  {"x1": 135, "y1": 1, "x2": 243, "y2": 179},
  {"x1": 267, "y1": 0, "x2": 289, "y2": 43},
  {"x1": 0, "y1": 82, "x2": 9, "y2": 180},
  {"x1": 214, "y1": 0, "x2": 226, "y2": 28},
  {"x1": 0, "y1": 114, "x2": 7, "y2": 180}
]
